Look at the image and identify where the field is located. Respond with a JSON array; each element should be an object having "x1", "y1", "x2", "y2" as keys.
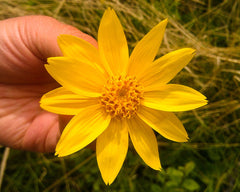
[{"x1": 0, "y1": 0, "x2": 240, "y2": 191}]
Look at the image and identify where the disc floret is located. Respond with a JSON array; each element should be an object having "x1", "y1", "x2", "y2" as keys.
[{"x1": 100, "y1": 76, "x2": 143, "y2": 118}]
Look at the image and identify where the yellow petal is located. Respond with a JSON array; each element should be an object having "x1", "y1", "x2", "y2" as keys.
[
  {"x1": 143, "y1": 84, "x2": 207, "y2": 112},
  {"x1": 46, "y1": 57, "x2": 106, "y2": 97},
  {"x1": 98, "y1": 8, "x2": 129, "y2": 76},
  {"x1": 57, "y1": 35, "x2": 106, "y2": 74},
  {"x1": 127, "y1": 116, "x2": 161, "y2": 170},
  {"x1": 97, "y1": 118, "x2": 128, "y2": 185},
  {"x1": 40, "y1": 87, "x2": 98, "y2": 115},
  {"x1": 138, "y1": 106, "x2": 188, "y2": 142},
  {"x1": 56, "y1": 106, "x2": 111, "y2": 156},
  {"x1": 127, "y1": 19, "x2": 168, "y2": 78},
  {"x1": 58, "y1": 35, "x2": 98, "y2": 64},
  {"x1": 140, "y1": 48, "x2": 196, "y2": 87}
]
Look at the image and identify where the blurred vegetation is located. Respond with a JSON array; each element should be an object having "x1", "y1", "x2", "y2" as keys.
[{"x1": 0, "y1": 0, "x2": 240, "y2": 191}]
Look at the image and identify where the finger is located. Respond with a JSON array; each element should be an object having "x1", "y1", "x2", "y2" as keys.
[{"x1": 59, "y1": 115, "x2": 73, "y2": 133}]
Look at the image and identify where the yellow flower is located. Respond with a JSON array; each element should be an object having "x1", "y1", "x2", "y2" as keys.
[{"x1": 40, "y1": 8, "x2": 207, "y2": 184}]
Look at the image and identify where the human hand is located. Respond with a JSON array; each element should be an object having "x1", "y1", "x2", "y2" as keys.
[{"x1": 0, "y1": 15, "x2": 97, "y2": 152}]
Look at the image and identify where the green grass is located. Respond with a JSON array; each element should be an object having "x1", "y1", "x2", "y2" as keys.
[{"x1": 1, "y1": 0, "x2": 240, "y2": 191}]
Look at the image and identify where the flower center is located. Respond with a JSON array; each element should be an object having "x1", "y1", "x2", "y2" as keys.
[{"x1": 100, "y1": 76, "x2": 143, "y2": 118}]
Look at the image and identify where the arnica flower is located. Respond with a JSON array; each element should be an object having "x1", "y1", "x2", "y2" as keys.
[{"x1": 40, "y1": 8, "x2": 207, "y2": 185}]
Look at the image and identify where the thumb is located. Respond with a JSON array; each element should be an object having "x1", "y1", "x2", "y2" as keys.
[
  {"x1": 24, "y1": 15, "x2": 98, "y2": 58},
  {"x1": 0, "y1": 15, "x2": 97, "y2": 83}
]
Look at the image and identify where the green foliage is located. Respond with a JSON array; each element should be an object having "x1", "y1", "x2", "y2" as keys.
[{"x1": 1, "y1": 0, "x2": 240, "y2": 191}]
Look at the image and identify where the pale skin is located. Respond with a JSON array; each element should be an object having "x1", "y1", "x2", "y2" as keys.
[{"x1": 0, "y1": 16, "x2": 97, "y2": 152}]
